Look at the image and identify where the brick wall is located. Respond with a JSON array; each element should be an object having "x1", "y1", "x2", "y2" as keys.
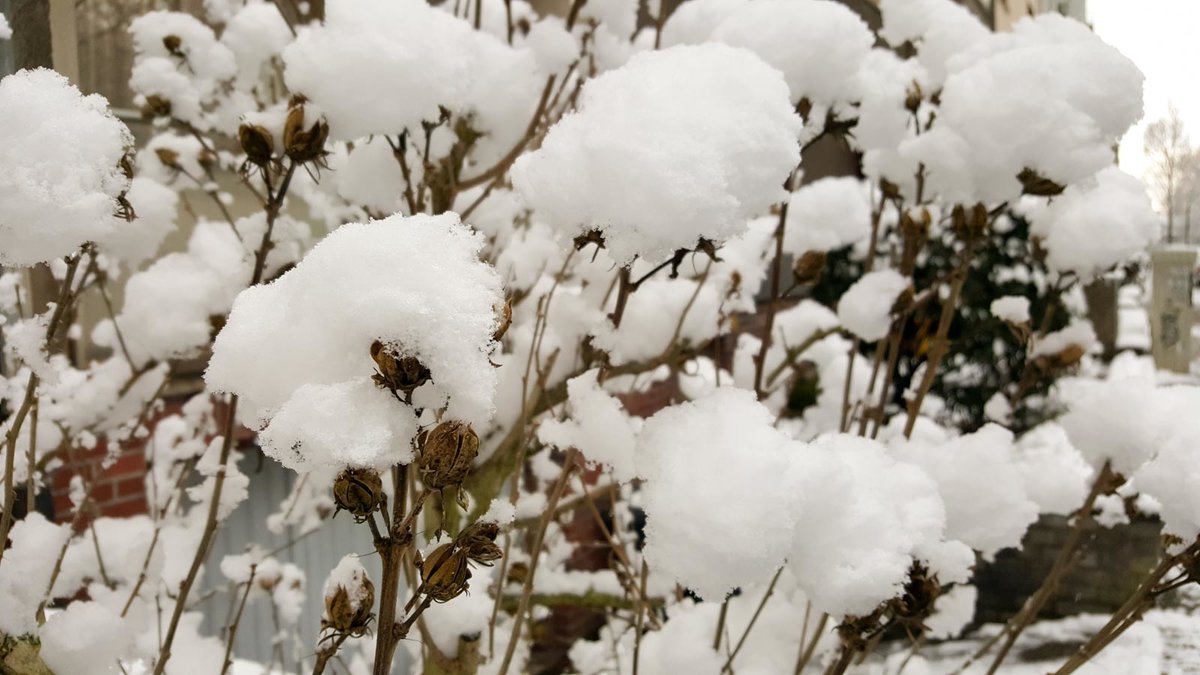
[{"x1": 49, "y1": 436, "x2": 149, "y2": 526}]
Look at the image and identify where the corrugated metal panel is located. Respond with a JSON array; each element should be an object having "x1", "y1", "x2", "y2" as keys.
[{"x1": 205, "y1": 451, "x2": 406, "y2": 672}]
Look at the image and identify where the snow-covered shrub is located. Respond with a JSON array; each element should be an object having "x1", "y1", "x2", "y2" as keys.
[{"x1": 0, "y1": 1, "x2": 1188, "y2": 674}]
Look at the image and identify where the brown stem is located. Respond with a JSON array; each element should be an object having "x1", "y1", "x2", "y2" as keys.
[
  {"x1": 220, "y1": 565, "x2": 258, "y2": 675},
  {"x1": 722, "y1": 566, "x2": 783, "y2": 673},
  {"x1": 753, "y1": 170, "x2": 797, "y2": 399},
  {"x1": 495, "y1": 448, "x2": 580, "y2": 675},
  {"x1": 155, "y1": 157, "x2": 296, "y2": 675},
  {"x1": 1051, "y1": 553, "x2": 1179, "y2": 675},
  {"x1": 372, "y1": 470, "x2": 426, "y2": 675},
  {"x1": 902, "y1": 230, "x2": 978, "y2": 438},
  {"x1": 0, "y1": 251, "x2": 84, "y2": 563},
  {"x1": 311, "y1": 633, "x2": 350, "y2": 675},
  {"x1": 794, "y1": 613, "x2": 829, "y2": 674},
  {"x1": 977, "y1": 463, "x2": 1112, "y2": 674}
]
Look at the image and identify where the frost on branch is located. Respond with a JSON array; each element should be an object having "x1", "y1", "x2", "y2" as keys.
[
  {"x1": 206, "y1": 213, "x2": 504, "y2": 472},
  {"x1": 512, "y1": 43, "x2": 801, "y2": 265},
  {"x1": 0, "y1": 69, "x2": 132, "y2": 267}
]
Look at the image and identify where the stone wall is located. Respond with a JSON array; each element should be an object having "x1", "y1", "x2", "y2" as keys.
[{"x1": 973, "y1": 514, "x2": 1164, "y2": 624}]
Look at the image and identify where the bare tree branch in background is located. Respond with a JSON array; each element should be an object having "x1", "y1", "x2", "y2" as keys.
[{"x1": 1145, "y1": 103, "x2": 1191, "y2": 243}]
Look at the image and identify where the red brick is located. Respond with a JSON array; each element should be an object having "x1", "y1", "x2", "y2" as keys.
[
  {"x1": 101, "y1": 495, "x2": 148, "y2": 518},
  {"x1": 113, "y1": 475, "x2": 145, "y2": 498}
]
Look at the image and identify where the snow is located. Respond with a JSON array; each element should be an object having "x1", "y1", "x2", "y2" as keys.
[
  {"x1": 659, "y1": 0, "x2": 747, "y2": 47},
  {"x1": 538, "y1": 369, "x2": 639, "y2": 483},
  {"x1": 283, "y1": 0, "x2": 476, "y2": 140},
  {"x1": 512, "y1": 43, "x2": 801, "y2": 265},
  {"x1": 258, "y1": 377, "x2": 419, "y2": 472},
  {"x1": 0, "y1": 513, "x2": 70, "y2": 635},
  {"x1": 207, "y1": 213, "x2": 504, "y2": 472},
  {"x1": 220, "y1": 2, "x2": 293, "y2": 90},
  {"x1": 1058, "y1": 375, "x2": 1167, "y2": 476},
  {"x1": 1023, "y1": 168, "x2": 1159, "y2": 279},
  {"x1": 790, "y1": 433, "x2": 972, "y2": 616},
  {"x1": 636, "y1": 388, "x2": 799, "y2": 600},
  {"x1": 637, "y1": 388, "x2": 969, "y2": 615},
  {"x1": 591, "y1": 277, "x2": 722, "y2": 365},
  {"x1": 1133, "y1": 387, "x2": 1200, "y2": 542},
  {"x1": 323, "y1": 555, "x2": 372, "y2": 613},
  {"x1": 524, "y1": 17, "x2": 579, "y2": 74},
  {"x1": 0, "y1": 69, "x2": 132, "y2": 266},
  {"x1": 783, "y1": 177, "x2": 872, "y2": 255},
  {"x1": 880, "y1": 0, "x2": 989, "y2": 87},
  {"x1": 1030, "y1": 320, "x2": 1097, "y2": 360},
  {"x1": 837, "y1": 269, "x2": 910, "y2": 341},
  {"x1": 891, "y1": 424, "x2": 1040, "y2": 558},
  {"x1": 903, "y1": 14, "x2": 1145, "y2": 203},
  {"x1": 925, "y1": 584, "x2": 977, "y2": 640},
  {"x1": 1014, "y1": 422, "x2": 1093, "y2": 516},
  {"x1": 990, "y1": 295, "x2": 1031, "y2": 324},
  {"x1": 102, "y1": 177, "x2": 179, "y2": 268},
  {"x1": 40, "y1": 602, "x2": 133, "y2": 675},
  {"x1": 711, "y1": 0, "x2": 874, "y2": 106},
  {"x1": 0, "y1": 14, "x2": 11, "y2": 40},
  {"x1": 129, "y1": 11, "x2": 237, "y2": 126}
]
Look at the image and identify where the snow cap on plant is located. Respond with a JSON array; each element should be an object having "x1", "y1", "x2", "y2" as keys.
[
  {"x1": 512, "y1": 43, "x2": 802, "y2": 265},
  {"x1": 206, "y1": 213, "x2": 505, "y2": 473},
  {"x1": 0, "y1": 69, "x2": 133, "y2": 267}
]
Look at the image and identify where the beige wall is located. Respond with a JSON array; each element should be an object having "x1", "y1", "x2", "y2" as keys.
[{"x1": 994, "y1": 0, "x2": 1040, "y2": 31}]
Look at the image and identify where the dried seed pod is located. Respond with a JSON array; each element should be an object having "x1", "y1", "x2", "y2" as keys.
[
  {"x1": 1054, "y1": 343, "x2": 1086, "y2": 369},
  {"x1": 154, "y1": 147, "x2": 181, "y2": 170},
  {"x1": 1018, "y1": 167, "x2": 1065, "y2": 197},
  {"x1": 238, "y1": 123, "x2": 275, "y2": 167},
  {"x1": 792, "y1": 250, "x2": 827, "y2": 286},
  {"x1": 419, "y1": 421, "x2": 479, "y2": 490},
  {"x1": 890, "y1": 285, "x2": 915, "y2": 316},
  {"x1": 323, "y1": 572, "x2": 375, "y2": 635},
  {"x1": 420, "y1": 543, "x2": 472, "y2": 603},
  {"x1": 283, "y1": 103, "x2": 330, "y2": 164},
  {"x1": 198, "y1": 147, "x2": 218, "y2": 171},
  {"x1": 162, "y1": 34, "x2": 184, "y2": 57},
  {"x1": 369, "y1": 340, "x2": 432, "y2": 397},
  {"x1": 458, "y1": 521, "x2": 503, "y2": 565},
  {"x1": 492, "y1": 298, "x2": 513, "y2": 342},
  {"x1": 904, "y1": 80, "x2": 923, "y2": 114},
  {"x1": 332, "y1": 468, "x2": 384, "y2": 522},
  {"x1": 141, "y1": 94, "x2": 172, "y2": 119}
]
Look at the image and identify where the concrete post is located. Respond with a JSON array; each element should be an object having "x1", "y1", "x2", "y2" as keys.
[{"x1": 1150, "y1": 246, "x2": 1197, "y2": 373}]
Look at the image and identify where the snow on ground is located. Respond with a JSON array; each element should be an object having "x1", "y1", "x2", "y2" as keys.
[{"x1": 858, "y1": 609, "x2": 1200, "y2": 674}]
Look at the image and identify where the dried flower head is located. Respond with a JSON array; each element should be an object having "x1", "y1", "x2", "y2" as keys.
[
  {"x1": 419, "y1": 421, "x2": 479, "y2": 491},
  {"x1": 332, "y1": 468, "x2": 384, "y2": 523},
  {"x1": 283, "y1": 102, "x2": 330, "y2": 165},
  {"x1": 369, "y1": 340, "x2": 432, "y2": 399},
  {"x1": 238, "y1": 123, "x2": 275, "y2": 168},
  {"x1": 792, "y1": 250, "x2": 827, "y2": 286},
  {"x1": 420, "y1": 542, "x2": 472, "y2": 603},
  {"x1": 323, "y1": 570, "x2": 375, "y2": 636},
  {"x1": 457, "y1": 521, "x2": 503, "y2": 566}
]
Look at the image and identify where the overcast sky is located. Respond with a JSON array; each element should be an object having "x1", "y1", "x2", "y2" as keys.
[{"x1": 1088, "y1": 0, "x2": 1200, "y2": 183}]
